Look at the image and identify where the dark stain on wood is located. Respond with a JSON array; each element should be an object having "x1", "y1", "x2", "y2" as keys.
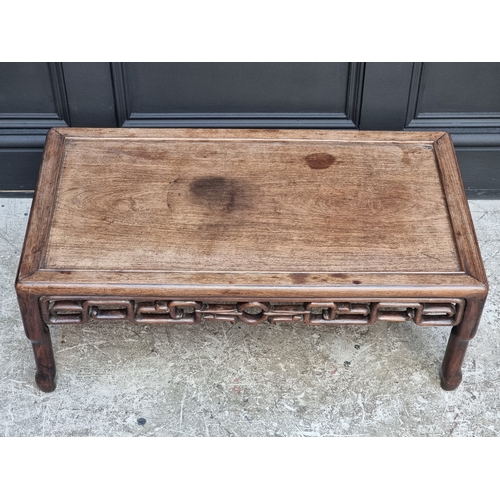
[
  {"x1": 190, "y1": 176, "x2": 249, "y2": 213},
  {"x1": 305, "y1": 153, "x2": 335, "y2": 170}
]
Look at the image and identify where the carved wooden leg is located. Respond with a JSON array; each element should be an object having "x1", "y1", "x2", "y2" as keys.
[
  {"x1": 17, "y1": 292, "x2": 56, "y2": 392},
  {"x1": 440, "y1": 297, "x2": 485, "y2": 391}
]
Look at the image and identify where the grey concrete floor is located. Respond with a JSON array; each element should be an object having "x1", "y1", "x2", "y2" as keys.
[{"x1": 1, "y1": 197, "x2": 499, "y2": 436}]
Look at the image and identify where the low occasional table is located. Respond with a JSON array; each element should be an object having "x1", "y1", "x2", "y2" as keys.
[{"x1": 16, "y1": 128, "x2": 488, "y2": 392}]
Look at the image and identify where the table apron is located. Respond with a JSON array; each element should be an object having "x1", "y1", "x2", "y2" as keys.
[{"x1": 40, "y1": 296, "x2": 466, "y2": 327}]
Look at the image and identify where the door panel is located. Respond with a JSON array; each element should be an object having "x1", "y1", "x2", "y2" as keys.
[
  {"x1": 414, "y1": 63, "x2": 500, "y2": 113},
  {"x1": 112, "y1": 62, "x2": 364, "y2": 128},
  {"x1": 406, "y1": 62, "x2": 500, "y2": 128},
  {"x1": 0, "y1": 63, "x2": 70, "y2": 193},
  {"x1": 404, "y1": 62, "x2": 500, "y2": 197},
  {"x1": 0, "y1": 62, "x2": 69, "y2": 126}
]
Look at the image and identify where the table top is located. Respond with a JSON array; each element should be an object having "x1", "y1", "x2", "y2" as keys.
[{"x1": 17, "y1": 128, "x2": 487, "y2": 299}]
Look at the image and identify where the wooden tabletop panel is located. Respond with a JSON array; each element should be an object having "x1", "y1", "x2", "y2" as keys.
[
  {"x1": 43, "y1": 131, "x2": 459, "y2": 275},
  {"x1": 17, "y1": 128, "x2": 487, "y2": 297}
]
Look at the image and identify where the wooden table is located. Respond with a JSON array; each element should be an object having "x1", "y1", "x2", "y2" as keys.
[{"x1": 16, "y1": 128, "x2": 488, "y2": 392}]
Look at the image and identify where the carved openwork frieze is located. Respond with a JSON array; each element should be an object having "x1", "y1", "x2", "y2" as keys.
[{"x1": 40, "y1": 298, "x2": 465, "y2": 327}]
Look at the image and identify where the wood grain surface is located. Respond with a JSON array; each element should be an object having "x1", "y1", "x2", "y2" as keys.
[{"x1": 43, "y1": 132, "x2": 459, "y2": 276}]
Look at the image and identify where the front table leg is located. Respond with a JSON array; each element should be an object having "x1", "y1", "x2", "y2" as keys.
[
  {"x1": 17, "y1": 292, "x2": 56, "y2": 392},
  {"x1": 440, "y1": 297, "x2": 485, "y2": 391}
]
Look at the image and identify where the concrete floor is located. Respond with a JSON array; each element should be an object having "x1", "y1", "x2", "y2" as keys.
[{"x1": 1, "y1": 197, "x2": 499, "y2": 436}]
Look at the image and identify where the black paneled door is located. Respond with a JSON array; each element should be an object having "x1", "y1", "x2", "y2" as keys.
[
  {"x1": 1, "y1": 62, "x2": 499, "y2": 197},
  {"x1": 111, "y1": 63, "x2": 364, "y2": 128}
]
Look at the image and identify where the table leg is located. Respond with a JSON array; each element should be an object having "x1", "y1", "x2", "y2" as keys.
[
  {"x1": 17, "y1": 292, "x2": 56, "y2": 392},
  {"x1": 440, "y1": 297, "x2": 485, "y2": 391}
]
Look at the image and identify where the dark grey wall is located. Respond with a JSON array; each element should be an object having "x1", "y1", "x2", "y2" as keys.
[{"x1": 1, "y1": 62, "x2": 499, "y2": 197}]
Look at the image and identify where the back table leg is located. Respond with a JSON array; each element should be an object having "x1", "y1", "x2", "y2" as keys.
[
  {"x1": 440, "y1": 297, "x2": 486, "y2": 391},
  {"x1": 17, "y1": 292, "x2": 56, "y2": 392}
]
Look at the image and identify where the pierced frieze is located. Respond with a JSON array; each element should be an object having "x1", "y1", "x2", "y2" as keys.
[{"x1": 41, "y1": 298, "x2": 465, "y2": 327}]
